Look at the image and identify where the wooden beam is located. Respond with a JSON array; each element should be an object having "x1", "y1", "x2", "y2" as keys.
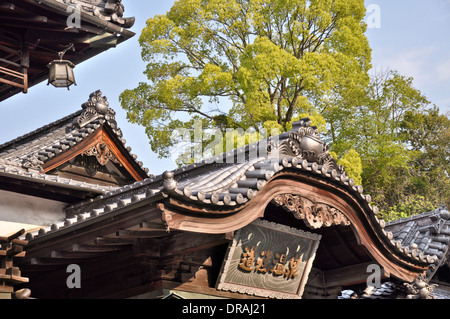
[
  {"x1": 0, "y1": 65, "x2": 24, "y2": 78},
  {"x1": 0, "y1": 229, "x2": 25, "y2": 244},
  {"x1": 30, "y1": 257, "x2": 78, "y2": 266},
  {"x1": 72, "y1": 242, "x2": 130, "y2": 253},
  {"x1": 0, "y1": 44, "x2": 19, "y2": 55},
  {"x1": 0, "y1": 15, "x2": 49, "y2": 23},
  {"x1": 50, "y1": 250, "x2": 107, "y2": 259},
  {"x1": 0, "y1": 77, "x2": 24, "y2": 89},
  {"x1": 0, "y1": 3, "x2": 15, "y2": 11},
  {"x1": 161, "y1": 232, "x2": 231, "y2": 257},
  {"x1": 93, "y1": 237, "x2": 136, "y2": 246},
  {"x1": 116, "y1": 229, "x2": 171, "y2": 239}
]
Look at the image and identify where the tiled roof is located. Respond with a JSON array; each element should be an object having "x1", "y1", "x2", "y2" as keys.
[
  {"x1": 0, "y1": 158, "x2": 117, "y2": 193},
  {"x1": 386, "y1": 205, "x2": 450, "y2": 280},
  {"x1": 339, "y1": 282, "x2": 400, "y2": 299},
  {"x1": 337, "y1": 206, "x2": 450, "y2": 299},
  {"x1": 56, "y1": 0, "x2": 135, "y2": 28},
  {"x1": 338, "y1": 280, "x2": 445, "y2": 299},
  {"x1": 0, "y1": 90, "x2": 149, "y2": 192},
  {"x1": 22, "y1": 118, "x2": 442, "y2": 273}
]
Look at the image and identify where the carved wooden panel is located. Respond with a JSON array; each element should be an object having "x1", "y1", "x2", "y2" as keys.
[
  {"x1": 272, "y1": 194, "x2": 351, "y2": 229},
  {"x1": 216, "y1": 219, "x2": 321, "y2": 299},
  {"x1": 81, "y1": 142, "x2": 120, "y2": 166}
]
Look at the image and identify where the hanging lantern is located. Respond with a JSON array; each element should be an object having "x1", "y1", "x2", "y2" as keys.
[{"x1": 47, "y1": 44, "x2": 76, "y2": 90}]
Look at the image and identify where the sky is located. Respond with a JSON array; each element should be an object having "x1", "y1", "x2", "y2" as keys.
[{"x1": 1, "y1": 1, "x2": 449, "y2": 176}]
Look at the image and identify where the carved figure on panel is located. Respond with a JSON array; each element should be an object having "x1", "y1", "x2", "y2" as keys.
[
  {"x1": 237, "y1": 246, "x2": 301, "y2": 280},
  {"x1": 217, "y1": 219, "x2": 322, "y2": 299}
]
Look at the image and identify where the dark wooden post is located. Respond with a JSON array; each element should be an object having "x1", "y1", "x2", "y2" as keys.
[{"x1": 0, "y1": 229, "x2": 29, "y2": 299}]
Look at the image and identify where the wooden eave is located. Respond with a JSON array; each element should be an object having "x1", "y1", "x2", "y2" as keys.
[
  {"x1": 41, "y1": 124, "x2": 148, "y2": 182},
  {"x1": 0, "y1": 171, "x2": 105, "y2": 203},
  {"x1": 14, "y1": 118, "x2": 442, "y2": 298},
  {"x1": 0, "y1": 0, "x2": 135, "y2": 102},
  {"x1": 158, "y1": 170, "x2": 430, "y2": 283},
  {"x1": 14, "y1": 167, "x2": 433, "y2": 298}
]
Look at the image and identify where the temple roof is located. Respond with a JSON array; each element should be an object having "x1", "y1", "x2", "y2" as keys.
[
  {"x1": 20, "y1": 117, "x2": 444, "y2": 283},
  {"x1": 0, "y1": 0, "x2": 135, "y2": 101},
  {"x1": 386, "y1": 205, "x2": 450, "y2": 280},
  {"x1": 56, "y1": 0, "x2": 135, "y2": 28},
  {"x1": 0, "y1": 90, "x2": 150, "y2": 201}
]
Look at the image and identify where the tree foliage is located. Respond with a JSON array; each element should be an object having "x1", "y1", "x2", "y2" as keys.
[
  {"x1": 322, "y1": 69, "x2": 450, "y2": 220},
  {"x1": 121, "y1": 1, "x2": 448, "y2": 221},
  {"x1": 120, "y1": 0, "x2": 371, "y2": 159}
]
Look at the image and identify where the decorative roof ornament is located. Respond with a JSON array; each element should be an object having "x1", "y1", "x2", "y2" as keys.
[
  {"x1": 81, "y1": 142, "x2": 120, "y2": 166},
  {"x1": 272, "y1": 193, "x2": 351, "y2": 229},
  {"x1": 276, "y1": 118, "x2": 345, "y2": 173},
  {"x1": 22, "y1": 155, "x2": 44, "y2": 172},
  {"x1": 403, "y1": 274, "x2": 437, "y2": 299}
]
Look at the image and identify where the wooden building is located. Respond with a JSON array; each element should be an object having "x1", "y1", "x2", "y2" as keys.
[
  {"x1": 1, "y1": 0, "x2": 448, "y2": 300},
  {"x1": 0, "y1": 0, "x2": 135, "y2": 101},
  {"x1": 0, "y1": 90, "x2": 448, "y2": 299}
]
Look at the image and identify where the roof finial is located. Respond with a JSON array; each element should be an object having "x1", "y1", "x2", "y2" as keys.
[
  {"x1": 81, "y1": 90, "x2": 109, "y2": 114},
  {"x1": 76, "y1": 90, "x2": 121, "y2": 137}
]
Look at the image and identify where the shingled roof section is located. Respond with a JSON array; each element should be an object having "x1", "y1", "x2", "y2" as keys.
[
  {"x1": 57, "y1": 0, "x2": 135, "y2": 28},
  {"x1": 386, "y1": 205, "x2": 450, "y2": 280},
  {"x1": 337, "y1": 206, "x2": 450, "y2": 299},
  {"x1": 0, "y1": 90, "x2": 149, "y2": 193},
  {"x1": 23, "y1": 118, "x2": 441, "y2": 276}
]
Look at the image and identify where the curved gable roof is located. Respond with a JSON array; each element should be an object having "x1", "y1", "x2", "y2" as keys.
[
  {"x1": 0, "y1": 90, "x2": 150, "y2": 196},
  {"x1": 22, "y1": 118, "x2": 440, "y2": 283}
]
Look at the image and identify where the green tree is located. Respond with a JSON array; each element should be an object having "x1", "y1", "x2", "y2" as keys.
[
  {"x1": 120, "y1": 0, "x2": 371, "y2": 160},
  {"x1": 330, "y1": 149, "x2": 363, "y2": 185},
  {"x1": 323, "y1": 69, "x2": 449, "y2": 219},
  {"x1": 399, "y1": 106, "x2": 450, "y2": 212}
]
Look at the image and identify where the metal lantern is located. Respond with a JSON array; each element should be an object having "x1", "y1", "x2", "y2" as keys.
[{"x1": 47, "y1": 44, "x2": 76, "y2": 90}]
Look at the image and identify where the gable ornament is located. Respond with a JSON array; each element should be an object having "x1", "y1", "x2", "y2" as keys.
[
  {"x1": 272, "y1": 193, "x2": 351, "y2": 229},
  {"x1": 77, "y1": 90, "x2": 118, "y2": 129},
  {"x1": 81, "y1": 142, "x2": 120, "y2": 166},
  {"x1": 403, "y1": 274, "x2": 437, "y2": 299}
]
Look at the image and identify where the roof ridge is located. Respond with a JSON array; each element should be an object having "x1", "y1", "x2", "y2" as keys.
[
  {"x1": 0, "y1": 109, "x2": 82, "y2": 153},
  {"x1": 386, "y1": 206, "x2": 447, "y2": 226},
  {"x1": 0, "y1": 90, "x2": 149, "y2": 178}
]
